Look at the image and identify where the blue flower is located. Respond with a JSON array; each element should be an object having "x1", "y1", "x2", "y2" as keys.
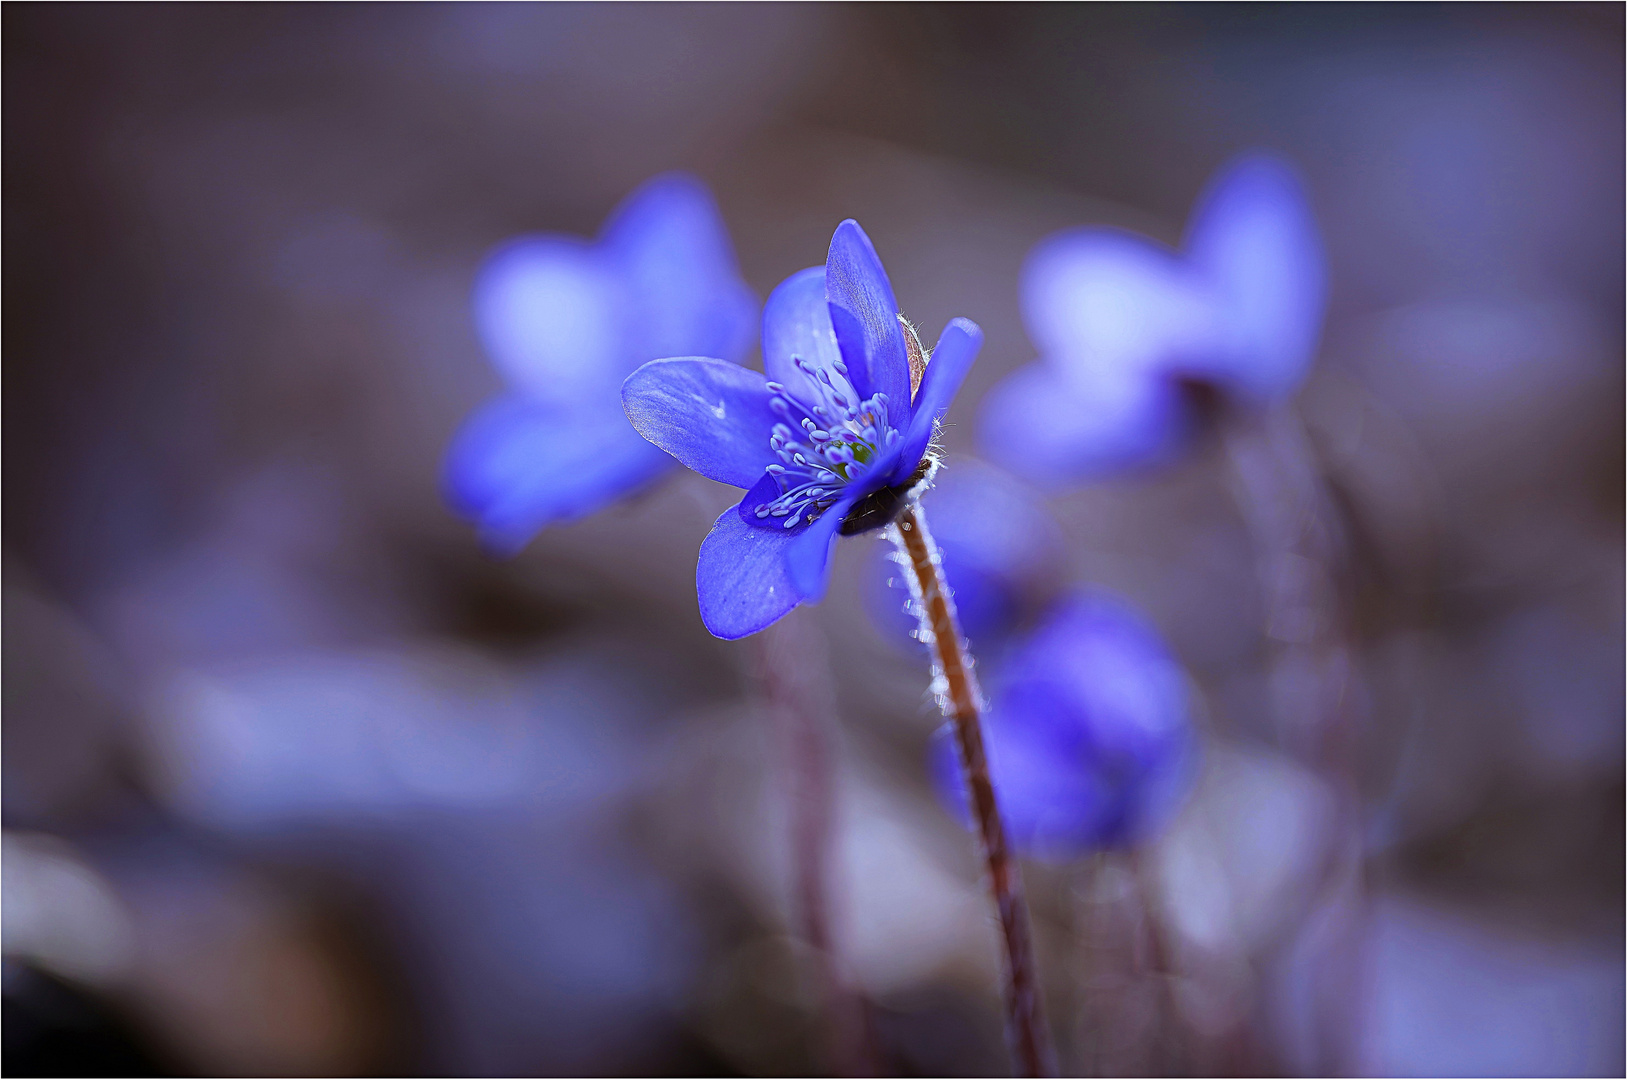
[
  {"x1": 622, "y1": 220, "x2": 982, "y2": 639},
  {"x1": 980, "y1": 152, "x2": 1326, "y2": 487},
  {"x1": 930, "y1": 591, "x2": 1198, "y2": 859},
  {"x1": 443, "y1": 173, "x2": 758, "y2": 553},
  {"x1": 865, "y1": 456, "x2": 1064, "y2": 651}
]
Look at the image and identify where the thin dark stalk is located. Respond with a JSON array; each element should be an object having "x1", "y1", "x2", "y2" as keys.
[
  {"x1": 1221, "y1": 403, "x2": 1356, "y2": 776},
  {"x1": 890, "y1": 502, "x2": 1057, "y2": 1078},
  {"x1": 1222, "y1": 402, "x2": 1369, "y2": 1075},
  {"x1": 1069, "y1": 854, "x2": 1177, "y2": 1077},
  {"x1": 758, "y1": 609, "x2": 878, "y2": 1077},
  {"x1": 1128, "y1": 850, "x2": 1183, "y2": 1076}
]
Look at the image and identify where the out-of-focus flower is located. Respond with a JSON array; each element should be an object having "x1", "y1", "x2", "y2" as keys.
[
  {"x1": 865, "y1": 456, "x2": 1064, "y2": 651},
  {"x1": 930, "y1": 591, "x2": 1197, "y2": 859},
  {"x1": 444, "y1": 173, "x2": 757, "y2": 552},
  {"x1": 980, "y1": 153, "x2": 1326, "y2": 487},
  {"x1": 622, "y1": 220, "x2": 982, "y2": 639}
]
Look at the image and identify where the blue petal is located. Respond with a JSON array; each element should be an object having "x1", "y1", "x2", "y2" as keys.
[
  {"x1": 925, "y1": 458, "x2": 1065, "y2": 586},
  {"x1": 825, "y1": 220, "x2": 912, "y2": 424},
  {"x1": 783, "y1": 491, "x2": 862, "y2": 603},
  {"x1": 1183, "y1": 153, "x2": 1326, "y2": 402},
  {"x1": 892, "y1": 318, "x2": 982, "y2": 483},
  {"x1": 621, "y1": 358, "x2": 779, "y2": 489},
  {"x1": 738, "y1": 471, "x2": 783, "y2": 528},
  {"x1": 1005, "y1": 592, "x2": 1193, "y2": 772},
  {"x1": 928, "y1": 590, "x2": 1198, "y2": 859},
  {"x1": 601, "y1": 172, "x2": 759, "y2": 367},
  {"x1": 762, "y1": 266, "x2": 845, "y2": 406},
  {"x1": 737, "y1": 470, "x2": 827, "y2": 534},
  {"x1": 929, "y1": 717, "x2": 1115, "y2": 861},
  {"x1": 1022, "y1": 228, "x2": 1221, "y2": 379},
  {"x1": 473, "y1": 237, "x2": 628, "y2": 404},
  {"x1": 444, "y1": 395, "x2": 670, "y2": 554},
  {"x1": 696, "y1": 504, "x2": 807, "y2": 639},
  {"x1": 977, "y1": 362, "x2": 1189, "y2": 489}
]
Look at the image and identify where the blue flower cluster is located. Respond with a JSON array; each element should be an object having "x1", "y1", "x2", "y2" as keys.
[
  {"x1": 444, "y1": 153, "x2": 1327, "y2": 859},
  {"x1": 444, "y1": 173, "x2": 757, "y2": 553},
  {"x1": 980, "y1": 153, "x2": 1326, "y2": 486}
]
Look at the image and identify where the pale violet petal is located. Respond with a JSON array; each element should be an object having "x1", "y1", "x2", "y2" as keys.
[
  {"x1": 443, "y1": 394, "x2": 670, "y2": 554},
  {"x1": 1183, "y1": 152, "x2": 1327, "y2": 401},
  {"x1": 473, "y1": 237, "x2": 628, "y2": 403},
  {"x1": 1022, "y1": 228, "x2": 1222, "y2": 383},
  {"x1": 977, "y1": 362, "x2": 1189, "y2": 489},
  {"x1": 602, "y1": 172, "x2": 758, "y2": 367}
]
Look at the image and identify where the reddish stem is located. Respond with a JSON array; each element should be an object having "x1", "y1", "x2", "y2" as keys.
[{"x1": 892, "y1": 503, "x2": 1057, "y2": 1078}]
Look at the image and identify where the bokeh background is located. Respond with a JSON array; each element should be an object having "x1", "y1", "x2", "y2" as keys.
[{"x1": 4, "y1": 4, "x2": 1622, "y2": 1076}]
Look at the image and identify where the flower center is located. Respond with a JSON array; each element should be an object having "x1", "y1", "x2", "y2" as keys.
[{"x1": 754, "y1": 355, "x2": 901, "y2": 529}]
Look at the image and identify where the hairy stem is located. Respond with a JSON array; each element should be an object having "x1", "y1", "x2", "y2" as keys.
[{"x1": 890, "y1": 502, "x2": 1057, "y2": 1078}]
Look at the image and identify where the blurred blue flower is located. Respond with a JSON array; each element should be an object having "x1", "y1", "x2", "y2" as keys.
[
  {"x1": 865, "y1": 456, "x2": 1064, "y2": 651},
  {"x1": 623, "y1": 220, "x2": 982, "y2": 639},
  {"x1": 444, "y1": 173, "x2": 758, "y2": 553},
  {"x1": 931, "y1": 591, "x2": 1197, "y2": 859},
  {"x1": 980, "y1": 152, "x2": 1326, "y2": 487}
]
